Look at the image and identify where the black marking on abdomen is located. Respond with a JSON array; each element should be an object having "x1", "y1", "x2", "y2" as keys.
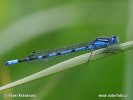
[
  {"x1": 56, "y1": 52, "x2": 61, "y2": 55},
  {"x1": 42, "y1": 55, "x2": 49, "y2": 58},
  {"x1": 18, "y1": 59, "x2": 28, "y2": 62},
  {"x1": 71, "y1": 49, "x2": 76, "y2": 52}
]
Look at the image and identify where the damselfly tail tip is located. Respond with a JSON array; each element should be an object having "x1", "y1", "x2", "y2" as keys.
[{"x1": 4, "y1": 60, "x2": 18, "y2": 66}]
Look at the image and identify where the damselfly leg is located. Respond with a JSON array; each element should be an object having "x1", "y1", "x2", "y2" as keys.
[{"x1": 87, "y1": 42, "x2": 96, "y2": 63}]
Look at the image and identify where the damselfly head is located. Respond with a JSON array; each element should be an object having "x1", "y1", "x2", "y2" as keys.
[{"x1": 111, "y1": 35, "x2": 119, "y2": 44}]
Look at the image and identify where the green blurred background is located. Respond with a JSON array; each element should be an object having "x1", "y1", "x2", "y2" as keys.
[{"x1": 0, "y1": 0, "x2": 133, "y2": 100}]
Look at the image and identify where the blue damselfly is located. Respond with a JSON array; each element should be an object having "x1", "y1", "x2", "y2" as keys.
[{"x1": 5, "y1": 35, "x2": 119, "y2": 66}]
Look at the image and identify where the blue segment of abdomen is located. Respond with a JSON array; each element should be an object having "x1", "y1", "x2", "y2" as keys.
[
  {"x1": 61, "y1": 50, "x2": 72, "y2": 55},
  {"x1": 75, "y1": 47, "x2": 86, "y2": 51},
  {"x1": 5, "y1": 60, "x2": 18, "y2": 65},
  {"x1": 38, "y1": 56, "x2": 43, "y2": 59},
  {"x1": 48, "y1": 53, "x2": 57, "y2": 57}
]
